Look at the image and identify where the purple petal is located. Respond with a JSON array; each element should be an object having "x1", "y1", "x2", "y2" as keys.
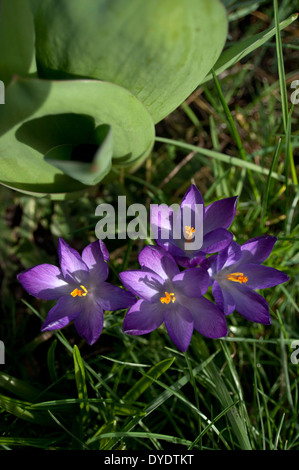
[
  {"x1": 123, "y1": 299, "x2": 164, "y2": 335},
  {"x1": 150, "y1": 203, "x2": 174, "y2": 240},
  {"x1": 138, "y1": 245, "x2": 179, "y2": 280},
  {"x1": 82, "y1": 240, "x2": 109, "y2": 283},
  {"x1": 164, "y1": 304, "x2": 194, "y2": 352},
  {"x1": 172, "y1": 267, "x2": 209, "y2": 297},
  {"x1": 212, "y1": 281, "x2": 235, "y2": 315},
  {"x1": 237, "y1": 264, "x2": 289, "y2": 290},
  {"x1": 156, "y1": 239, "x2": 187, "y2": 260},
  {"x1": 119, "y1": 270, "x2": 164, "y2": 301},
  {"x1": 41, "y1": 295, "x2": 82, "y2": 331},
  {"x1": 201, "y1": 228, "x2": 233, "y2": 254},
  {"x1": 153, "y1": 217, "x2": 188, "y2": 261},
  {"x1": 178, "y1": 188, "x2": 204, "y2": 247},
  {"x1": 228, "y1": 284, "x2": 271, "y2": 324},
  {"x1": 99, "y1": 239, "x2": 110, "y2": 262},
  {"x1": 94, "y1": 282, "x2": 136, "y2": 311},
  {"x1": 17, "y1": 264, "x2": 71, "y2": 300},
  {"x1": 181, "y1": 184, "x2": 205, "y2": 213},
  {"x1": 200, "y1": 255, "x2": 217, "y2": 279},
  {"x1": 74, "y1": 297, "x2": 104, "y2": 345},
  {"x1": 240, "y1": 235, "x2": 277, "y2": 264},
  {"x1": 216, "y1": 241, "x2": 242, "y2": 271},
  {"x1": 186, "y1": 296, "x2": 228, "y2": 338},
  {"x1": 203, "y1": 196, "x2": 237, "y2": 234},
  {"x1": 58, "y1": 238, "x2": 89, "y2": 284},
  {"x1": 174, "y1": 253, "x2": 207, "y2": 268},
  {"x1": 199, "y1": 256, "x2": 215, "y2": 270}
]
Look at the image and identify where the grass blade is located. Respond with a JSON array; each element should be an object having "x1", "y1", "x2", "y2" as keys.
[{"x1": 123, "y1": 357, "x2": 175, "y2": 403}]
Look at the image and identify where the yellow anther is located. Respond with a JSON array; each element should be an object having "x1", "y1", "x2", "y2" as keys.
[
  {"x1": 185, "y1": 226, "x2": 195, "y2": 242},
  {"x1": 160, "y1": 292, "x2": 176, "y2": 304},
  {"x1": 70, "y1": 285, "x2": 88, "y2": 297},
  {"x1": 226, "y1": 272, "x2": 248, "y2": 284}
]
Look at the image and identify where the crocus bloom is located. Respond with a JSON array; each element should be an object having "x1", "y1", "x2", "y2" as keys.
[
  {"x1": 119, "y1": 245, "x2": 227, "y2": 352},
  {"x1": 202, "y1": 235, "x2": 289, "y2": 324},
  {"x1": 17, "y1": 238, "x2": 135, "y2": 345},
  {"x1": 150, "y1": 184, "x2": 237, "y2": 267}
]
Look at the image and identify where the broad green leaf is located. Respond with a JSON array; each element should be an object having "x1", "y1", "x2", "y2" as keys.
[
  {"x1": 45, "y1": 125, "x2": 113, "y2": 185},
  {"x1": 31, "y1": 0, "x2": 228, "y2": 123},
  {"x1": 123, "y1": 357, "x2": 175, "y2": 403},
  {"x1": 0, "y1": 77, "x2": 155, "y2": 195},
  {"x1": 0, "y1": 0, "x2": 36, "y2": 85}
]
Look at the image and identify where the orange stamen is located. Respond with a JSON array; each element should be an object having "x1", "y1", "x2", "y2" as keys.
[
  {"x1": 226, "y1": 272, "x2": 248, "y2": 284},
  {"x1": 70, "y1": 285, "x2": 88, "y2": 297},
  {"x1": 160, "y1": 292, "x2": 176, "y2": 304},
  {"x1": 185, "y1": 225, "x2": 195, "y2": 242}
]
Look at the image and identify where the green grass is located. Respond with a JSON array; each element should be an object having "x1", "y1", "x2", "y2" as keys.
[{"x1": 0, "y1": 0, "x2": 298, "y2": 451}]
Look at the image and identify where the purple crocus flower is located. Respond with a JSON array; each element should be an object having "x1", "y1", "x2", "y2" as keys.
[
  {"x1": 202, "y1": 235, "x2": 289, "y2": 325},
  {"x1": 17, "y1": 238, "x2": 136, "y2": 345},
  {"x1": 119, "y1": 245, "x2": 227, "y2": 352},
  {"x1": 150, "y1": 184, "x2": 237, "y2": 267}
]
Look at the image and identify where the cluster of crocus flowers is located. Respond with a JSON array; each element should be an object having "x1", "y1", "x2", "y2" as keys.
[
  {"x1": 17, "y1": 185, "x2": 289, "y2": 352},
  {"x1": 120, "y1": 185, "x2": 289, "y2": 351}
]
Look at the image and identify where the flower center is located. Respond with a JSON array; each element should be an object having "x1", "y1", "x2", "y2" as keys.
[
  {"x1": 160, "y1": 292, "x2": 176, "y2": 304},
  {"x1": 185, "y1": 225, "x2": 195, "y2": 243},
  {"x1": 226, "y1": 272, "x2": 248, "y2": 284},
  {"x1": 70, "y1": 285, "x2": 88, "y2": 297}
]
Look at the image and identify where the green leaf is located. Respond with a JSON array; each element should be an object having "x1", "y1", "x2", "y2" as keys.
[
  {"x1": 102, "y1": 352, "x2": 223, "y2": 451},
  {"x1": 203, "y1": 13, "x2": 298, "y2": 83},
  {"x1": 123, "y1": 357, "x2": 175, "y2": 403},
  {"x1": 87, "y1": 431, "x2": 194, "y2": 448},
  {"x1": 113, "y1": 403, "x2": 143, "y2": 417},
  {"x1": 0, "y1": 77, "x2": 155, "y2": 195},
  {"x1": 90, "y1": 420, "x2": 117, "y2": 450},
  {"x1": 155, "y1": 136, "x2": 290, "y2": 183},
  {"x1": 0, "y1": 436, "x2": 62, "y2": 449},
  {"x1": 0, "y1": 393, "x2": 54, "y2": 426},
  {"x1": 0, "y1": 371, "x2": 41, "y2": 402},
  {"x1": 31, "y1": 0, "x2": 228, "y2": 123},
  {"x1": 47, "y1": 339, "x2": 58, "y2": 383},
  {"x1": 0, "y1": 0, "x2": 36, "y2": 85},
  {"x1": 44, "y1": 125, "x2": 113, "y2": 186},
  {"x1": 193, "y1": 337, "x2": 252, "y2": 450},
  {"x1": 73, "y1": 345, "x2": 89, "y2": 424}
]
